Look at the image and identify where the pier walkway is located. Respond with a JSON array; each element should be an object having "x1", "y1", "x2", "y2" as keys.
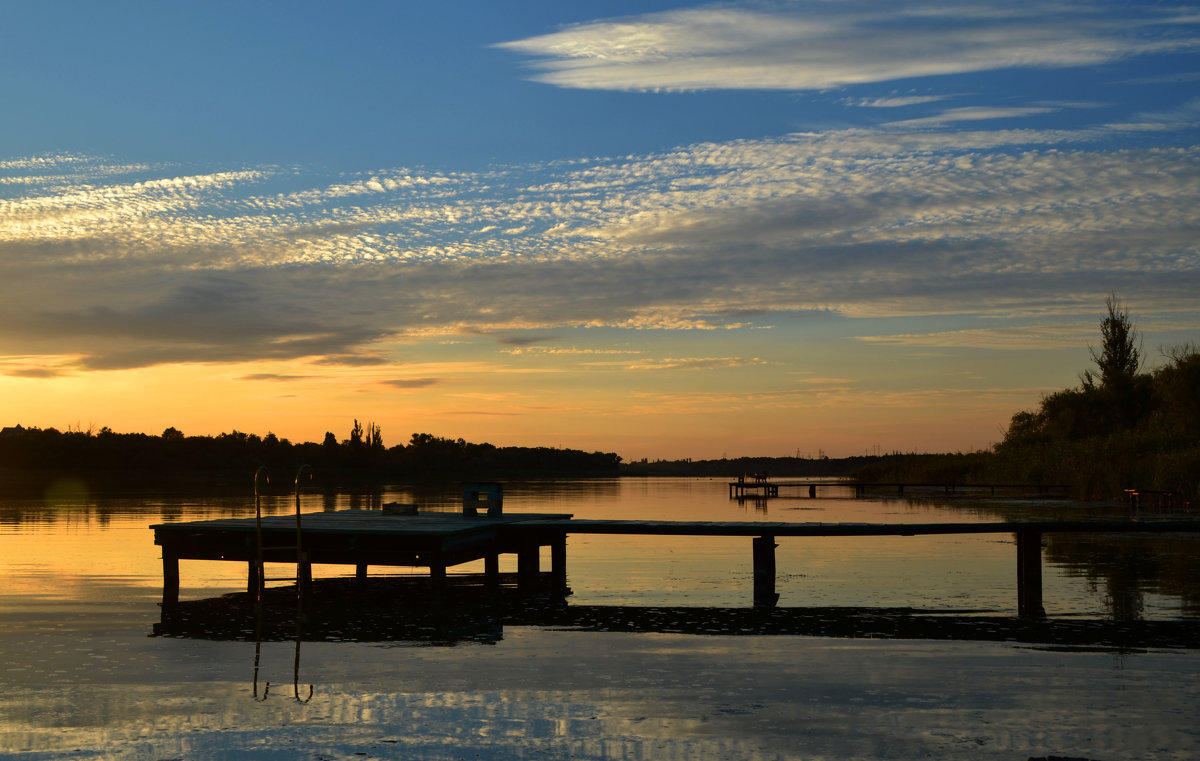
[{"x1": 152, "y1": 509, "x2": 1199, "y2": 619}]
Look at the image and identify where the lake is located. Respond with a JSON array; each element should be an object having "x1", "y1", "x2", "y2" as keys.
[{"x1": 1, "y1": 476, "x2": 1198, "y2": 760}]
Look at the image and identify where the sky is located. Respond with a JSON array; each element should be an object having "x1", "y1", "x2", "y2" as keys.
[{"x1": 1, "y1": 1, "x2": 1198, "y2": 461}]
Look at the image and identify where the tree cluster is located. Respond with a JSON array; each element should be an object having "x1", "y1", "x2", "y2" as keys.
[
  {"x1": 1004, "y1": 296, "x2": 1162, "y2": 443},
  {"x1": 620, "y1": 454, "x2": 869, "y2": 478},
  {"x1": 0, "y1": 419, "x2": 622, "y2": 496},
  {"x1": 993, "y1": 341, "x2": 1199, "y2": 500},
  {"x1": 852, "y1": 297, "x2": 1199, "y2": 501}
]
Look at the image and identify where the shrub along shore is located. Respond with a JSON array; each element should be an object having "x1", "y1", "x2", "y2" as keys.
[{"x1": 853, "y1": 298, "x2": 1199, "y2": 503}]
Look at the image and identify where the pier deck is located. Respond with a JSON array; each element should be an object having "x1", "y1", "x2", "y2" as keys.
[
  {"x1": 152, "y1": 510, "x2": 571, "y2": 606},
  {"x1": 152, "y1": 510, "x2": 1199, "y2": 618}
]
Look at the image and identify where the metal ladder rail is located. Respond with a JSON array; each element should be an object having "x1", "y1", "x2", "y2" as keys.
[
  {"x1": 253, "y1": 465, "x2": 314, "y2": 591},
  {"x1": 252, "y1": 465, "x2": 314, "y2": 702}
]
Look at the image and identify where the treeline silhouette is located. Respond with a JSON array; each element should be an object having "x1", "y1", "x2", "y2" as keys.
[
  {"x1": 621, "y1": 455, "x2": 870, "y2": 478},
  {"x1": 854, "y1": 296, "x2": 1200, "y2": 502},
  {"x1": 0, "y1": 422, "x2": 621, "y2": 495}
]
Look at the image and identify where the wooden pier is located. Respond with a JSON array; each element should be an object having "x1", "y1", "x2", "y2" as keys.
[
  {"x1": 153, "y1": 508, "x2": 1198, "y2": 619},
  {"x1": 152, "y1": 510, "x2": 572, "y2": 606},
  {"x1": 729, "y1": 479, "x2": 1069, "y2": 499}
]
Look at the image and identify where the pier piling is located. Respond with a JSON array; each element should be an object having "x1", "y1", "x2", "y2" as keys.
[
  {"x1": 1016, "y1": 530, "x2": 1045, "y2": 619},
  {"x1": 753, "y1": 535, "x2": 779, "y2": 608}
]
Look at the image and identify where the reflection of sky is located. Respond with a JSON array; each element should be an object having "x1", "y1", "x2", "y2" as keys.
[
  {"x1": 0, "y1": 478, "x2": 1188, "y2": 615},
  {"x1": 2, "y1": 629, "x2": 1198, "y2": 760},
  {"x1": 2, "y1": 480, "x2": 1198, "y2": 758}
]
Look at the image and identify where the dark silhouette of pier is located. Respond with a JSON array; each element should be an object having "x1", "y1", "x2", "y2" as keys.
[{"x1": 152, "y1": 490, "x2": 1198, "y2": 619}]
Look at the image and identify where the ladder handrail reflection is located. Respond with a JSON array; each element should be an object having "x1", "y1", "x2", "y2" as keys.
[{"x1": 252, "y1": 465, "x2": 314, "y2": 703}]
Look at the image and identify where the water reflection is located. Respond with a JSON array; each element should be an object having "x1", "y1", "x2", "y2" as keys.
[
  {"x1": 250, "y1": 579, "x2": 313, "y2": 704},
  {"x1": 4, "y1": 480, "x2": 1199, "y2": 620},
  {"x1": 5, "y1": 480, "x2": 1200, "y2": 761},
  {"x1": 909, "y1": 496, "x2": 1200, "y2": 618},
  {"x1": 156, "y1": 576, "x2": 521, "y2": 645},
  {"x1": 154, "y1": 575, "x2": 1200, "y2": 652}
]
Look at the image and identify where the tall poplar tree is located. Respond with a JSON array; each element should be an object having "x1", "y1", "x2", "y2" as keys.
[{"x1": 1082, "y1": 294, "x2": 1141, "y2": 390}]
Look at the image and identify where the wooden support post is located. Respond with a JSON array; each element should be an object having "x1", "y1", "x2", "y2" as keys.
[
  {"x1": 1016, "y1": 530, "x2": 1045, "y2": 619},
  {"x1": 550, "y1": 533, "x2": 567, "y2": 593},
  {"x1": 429, "y1": 555, "x2": 447, "y2": 590},
  {"x1": 247, "y1": 560, "x2": 259, "y2": 595},
  {"x1": 809, "y1": 484, "x2": 816, "y2": 498},
  {"x1": 355, "y1": 563, "x2": 368, "y2": 583},
  {"x1": 161, "y1": 548, "x2": 180, "y2": 606},
  {"x1": 298, "y1": 560, "x2": 313, "y2": 597},
  {"x1": 517, "y1": 544, "x2": 539, "y2": 590},
  {"x1": 752, "y1": 535, "x2": 779, "y2": 608},
  {"x1": 484, "y1": 553, "x2": 500, "y2": 586}
]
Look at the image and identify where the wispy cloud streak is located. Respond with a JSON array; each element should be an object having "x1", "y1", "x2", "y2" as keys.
[{"x1": 496, "y1": 2, "x2": 1200, "y2": 92}]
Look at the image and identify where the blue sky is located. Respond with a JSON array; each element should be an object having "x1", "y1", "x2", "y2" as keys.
[{"x1": 1, "y1": 1, "x2": 1198, "y2": 459}]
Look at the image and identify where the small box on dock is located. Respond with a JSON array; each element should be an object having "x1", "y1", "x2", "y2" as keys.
[{"x1": 463, "y1": 483, "x2": 503, "y2": 517}]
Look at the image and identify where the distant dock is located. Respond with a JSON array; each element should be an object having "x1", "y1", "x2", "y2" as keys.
[{"x1": 729, "y1": 478, "x2": 1069, "y2": 499}]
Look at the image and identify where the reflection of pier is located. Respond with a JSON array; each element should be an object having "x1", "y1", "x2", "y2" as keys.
[
  {"x1": 153, "y1": 507, "x2": 1199, "y2": 619},
  {"x1": 154, "y1": 577, "x2": 1200, "y2": 650},
  {"x1": 729, "y1": 479, "x2": 1069, "y2": 500}
]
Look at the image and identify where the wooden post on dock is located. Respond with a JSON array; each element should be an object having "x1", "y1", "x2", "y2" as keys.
[
  {"x1": 162, "y1": 550, "x2": 180, "y2": 606},
  {"x1": 752, "y1": 535, "x2": 779, "y2": 608},
  {"x1": 429, "y1": 552, "x2": 447, "y2": 592},
  {"x1": 517, "y1": 544, "x2": 539, "y2": 590},
  {"x1": 551, "y1": 533, "x2": 568, "y2": 593},
  {"x1": 298, "y1": 559, "x2": 313, "y2": 598},
  {"x1": 1016, "y1": 530, "x2": 1044, "y2": 619}
]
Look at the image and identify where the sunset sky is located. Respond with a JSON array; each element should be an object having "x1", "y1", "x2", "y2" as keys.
[{"x1": 2, "y1": 1, "x2": 1198, "y2": 460}]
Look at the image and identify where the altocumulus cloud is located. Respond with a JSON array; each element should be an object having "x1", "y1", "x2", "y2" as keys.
[{"x1": 1, "y1": 121, "x2": 1198, "y2": 371}]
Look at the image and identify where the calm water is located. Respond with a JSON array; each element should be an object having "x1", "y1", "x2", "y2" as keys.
[{"x1": 1, "y1": 477, "x2": 1198, "y2": 760}]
